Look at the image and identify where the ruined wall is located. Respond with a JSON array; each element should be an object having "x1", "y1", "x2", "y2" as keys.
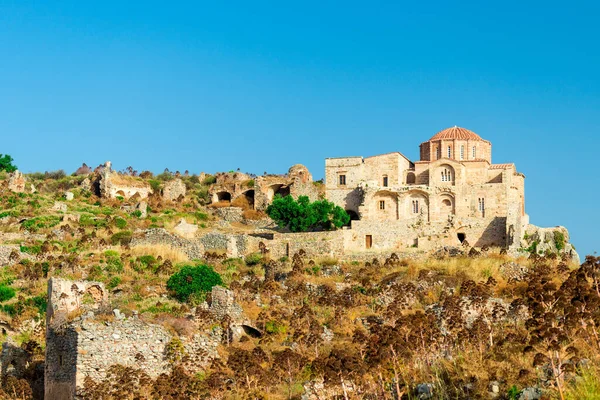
[
  {"x1": 98, "y1": 163, "x2": 153, "y2": 200},
  {"x1": 162, "y1": 178, "x2": 186, "y2": 201},
  {"x1": 45, "y1": 279, "x2": 231, "y2": 399},
  {"x1": 130, "y1": 228, "x2": 205, "y2": 259}
]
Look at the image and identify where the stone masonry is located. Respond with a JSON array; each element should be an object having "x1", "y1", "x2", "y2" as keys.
[{"x1": 44, "y1": 278, "x2": 252, "y2": 399}]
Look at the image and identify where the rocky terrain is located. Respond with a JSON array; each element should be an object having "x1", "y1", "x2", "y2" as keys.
[{"x1": 0, "y1": 165, "x2": 595, "y2": 400}]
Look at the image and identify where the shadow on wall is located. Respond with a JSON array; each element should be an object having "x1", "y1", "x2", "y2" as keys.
[
  {"x1": 45, "y1": 320, "x2": 78, "y2": 400},
  {"x1": 474, "y1": 217, "x2": 507, "y2": 248}
]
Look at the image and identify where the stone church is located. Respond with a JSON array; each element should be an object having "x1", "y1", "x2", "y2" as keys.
[{"x1": 325, "y1": 126, "x2": 528, "y2": 251}]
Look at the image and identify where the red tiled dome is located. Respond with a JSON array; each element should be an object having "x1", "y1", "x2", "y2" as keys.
[{"x1": 429, "y1": 126, "x2": 483, "y2": 141}]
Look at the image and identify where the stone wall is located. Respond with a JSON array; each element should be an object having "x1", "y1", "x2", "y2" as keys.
[
  {"x1": 162, "y1": 178, "x2": 186, "y2": 201},
  {"x1": 98, "y1": 162, "x2": 153, "y2": 200},
  {"x1": 130, "y1": 228, "x2": 205, "y2": 259},
  {"x1": 44, "y1": 279, "x2": 229, "y2": 400}
]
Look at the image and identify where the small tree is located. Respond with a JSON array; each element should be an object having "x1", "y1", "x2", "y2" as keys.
[
  {"x1": 167, "y1": 264, "x2": 223, "y2": 302},
  {"x1": 266, "y1": 195, "x2": 350, "y2": 232},
  {"x1": 0, "y1": 154, "x2": 17, "y2": 173}
]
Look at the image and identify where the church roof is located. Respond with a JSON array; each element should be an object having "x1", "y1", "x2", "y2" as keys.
[{"x1": 429, "y1": 126, "x2": 484, "y2": 141}]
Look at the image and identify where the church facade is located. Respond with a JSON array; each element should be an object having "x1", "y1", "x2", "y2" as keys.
[{"x1": 325, "y1": 126, "x2": 528, "y2": 251}]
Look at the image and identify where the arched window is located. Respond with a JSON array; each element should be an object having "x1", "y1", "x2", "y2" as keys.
[
  {"x1": 460, "y1": 145, "x2": 464, "y2": 160},
  {"x1": 478, "y1": 197, "x2": 485, "y2": 216},
  {"x1": 472, "y1": 146, "x2": 476, "y2": 159},
  {"x1": 412, "y1": 200, "x2": 419, "y2": 214},
  {"x1": 441, "y1": 168, "x2": 452, "y2": 182},
  {"x1": 379, "y1": 200, "x2": 385, "y2": 210},
  {"x1": 447, "y1": 146, "x2": 451, "y2": 158}
]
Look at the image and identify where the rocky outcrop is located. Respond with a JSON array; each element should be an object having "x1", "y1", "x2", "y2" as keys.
[
  {"x1": 162, "y1": 178, "x2": 186, "y2": 201},
  {"x1": 7, "y1": 171, "x2": 34, "y2": 193},
  {"x1": 521, "y1": 225, "x2": 579, "y2": 264}
]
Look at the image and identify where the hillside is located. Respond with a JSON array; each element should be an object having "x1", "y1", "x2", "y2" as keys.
[{"x1": 0, "y1": 168, "x2": 596, "y2": 400}]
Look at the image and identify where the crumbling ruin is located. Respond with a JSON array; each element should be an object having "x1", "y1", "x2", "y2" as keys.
[
  {"x1": 44, "y1": 278, "x2": 255, "y2": 399},
  {"x1": 209, "y1": 164, "x2": 320, "y2": 211}
]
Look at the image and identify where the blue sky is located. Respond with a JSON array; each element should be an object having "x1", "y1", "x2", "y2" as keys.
[{"x1": 0, "y1": 1, "x2": 598, "y2": 256}]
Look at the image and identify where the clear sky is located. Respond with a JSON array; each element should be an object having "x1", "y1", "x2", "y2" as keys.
[{"x1": 1, "y1": 1, "x2": 598, "y2": 257}]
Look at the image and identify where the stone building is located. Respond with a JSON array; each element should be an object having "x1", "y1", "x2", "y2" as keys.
[
  {"x1": 325, "y1": 126, "x2": 528, "y2": 251},
  {"x1": 209, "y1": 164, "x2": 320, "y2": 211}
]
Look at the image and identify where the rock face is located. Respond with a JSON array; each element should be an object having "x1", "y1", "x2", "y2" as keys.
[
  {"x1": 521, "y1": 225, "x2": 579, "y2": 264},
  {"x1": 162, "y1": 178, "x2": 186, "y2": 201}
]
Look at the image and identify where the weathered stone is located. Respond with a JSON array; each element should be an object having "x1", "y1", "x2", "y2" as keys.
[
  {"x1": 7, "y1": 171, "x2": 26, "y2": 193},
  {"x1": 97, "y1": 161, "x2": 153, "y2": 200},
  {"x1": 64, "y1": 191, "x2": 74, "y2": 201},
  {"x1": 136, "y1": 201, "x2": 148, "y2": 218},
  {"x1": 162, "y1": 178, "x2": 186, "y2": 201},
  {"x1": 173, "y1": 218, "x2": 198, "y2": 239}
]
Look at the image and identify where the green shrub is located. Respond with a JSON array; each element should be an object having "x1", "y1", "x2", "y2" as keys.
[
  {"x1": 202, "y1": 175, "x2": 216, "y2": 185},
  {"x1": 20, "y1": 245, "x2": 42, "y2": 255},
  {"x1": 244, "y1": 253, "x2": 262, "y2": 266},
  {"x1": 195, "y1": 211, "x2": 209, "y2": 221},
  {"x1": 166, "y1": 264, "x2": 222, "y2": 302},
  {"x1": 266, "y1": 195, "x2": 350, "y2": 232},
  {"x1": 22, "y1": 216, "x2": 61, "y2": 232},
  {"x1": 104, "y1": 251, "x2": 124, "y2": 273},
  {"x1": 114, "y1": 217, "x2": 127, "y2": 229},
  {"x1": 110, "y1": 231, "x2": 132, "y2": 246},
  {"x1": 0, "y1": 285, "x2": 16, "y2": 302},
  {"x1": 148, "y1": 180, "x2": 162, "y2": 192},
  {"x1": 0, "y1": 154, "x2": 17, "y2": 173},
  {"x1": 265, "y1": 320, "x2": 287, "y2": 334},
  {"x1": 554, "y1": 231, "x2": 565, "y2": 251},
  {"x1": 80, "y1": 214, "x2": 108, "y2": 228},
  {"x1": 107, "y1": 276, "x2": 122, "y2": 290},
  {"x1": 131, "y1": 210, "x2": 143, "y2": 218}
]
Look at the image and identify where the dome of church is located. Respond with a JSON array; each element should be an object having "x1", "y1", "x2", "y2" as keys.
[{"x1": 429, "y1": 126, "x2": 484, "y2": 141}]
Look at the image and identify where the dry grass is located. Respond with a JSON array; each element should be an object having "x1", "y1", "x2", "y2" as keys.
[
  {"x1": 129, "y1": 244, "x2": 189, "y2": 263},
  {"x1": 208, "y1": 201, "x2": 232, "y2": 209}
]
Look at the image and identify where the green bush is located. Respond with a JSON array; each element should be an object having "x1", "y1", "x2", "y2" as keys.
[
  {"x1": 114, "y1": 217, "x2": 127, "y2": 229},
  {"x1": 554, "y1": 231, "x2": 565, "y2": 251},
  {"x1": 107, "y1": 276, "x2": 122, "y2": 290},
  {"x1": 266, "y1": 195, "x2": 350, "y2": 232},
  {"x1": 0, "y1": 285, "x2": 16, "y2": 302},
  {"x1": 202, "y1": 175, "x2": 216, "y2": 185},
  {"x1": 195, "y1": 211, "x2": 209, "y2": 221},
  {"x1": 80, "y1": 214, "x2": 108, "y2": 228},
  {"x1": 131, "y1": 210, "x2": 143, "y2": 218},
  {"x1": 244, "y1": 253, "x2": 262, "y2": 266},
  {"x1": 110, "y1": 231, "x2": 132, "y2": 246},
  {"x1": 104, "y1": 251, "x2": 124, "y2": 273},
  {"x1": 166, "y1": 264, "x2": 222, "y2": 302},
  {"x1": 22, "y1": 216, "x2": 61, "y2": 232},
  {"x1": 0, "y1": 154, "x2": 17, "y2": 173},
  {"x1": 20, "y1": 245, "x2": 42, "y2": 255},
  {"x1": 148, "y1": 179, "x2": 162, "y2": 192}
]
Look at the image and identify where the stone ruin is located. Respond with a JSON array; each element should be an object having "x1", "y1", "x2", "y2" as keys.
[
  {"x1": 42, "y1": 278, "x2": 257, "y2": 400},
  {"x1": 7, "y1": 170, "x2": 35, "y2": 194},
  {"x1": 208, "y1": 164, "x2": 320, "y2": 211},
  {"x1": 96, "y1": 161, "x2": 153, "y2": 200},
  {"x1": 162, "y1": 178, "x2": 186, "y2": 201}
]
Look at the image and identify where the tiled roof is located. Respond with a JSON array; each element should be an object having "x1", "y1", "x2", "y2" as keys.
[
  {"x1": 429, "y1": 126, "x2": 483, "y2": 141},
  {"x1": 490, "y1": 163, "x2": 515, "y2": 169}
]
